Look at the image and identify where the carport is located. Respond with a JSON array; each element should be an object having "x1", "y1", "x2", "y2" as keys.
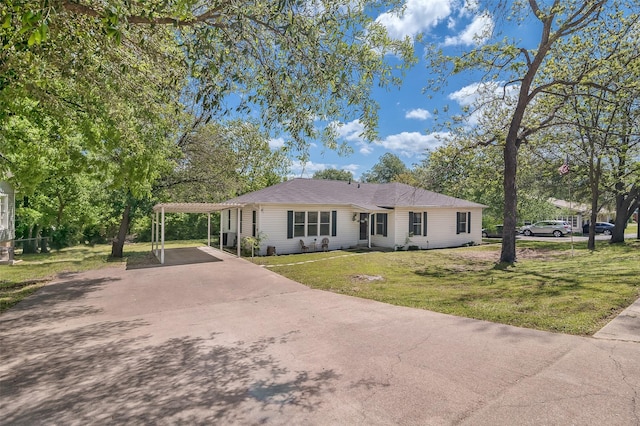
[{"x1": 152, "y1": 202, "x2": 245, "y2": 264}]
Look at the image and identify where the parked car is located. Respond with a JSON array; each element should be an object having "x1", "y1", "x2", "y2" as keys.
[
  {"x1": 482, "y1": 225, "x2": 503, "y2": 238},
  {"x1": 582, "y1": 222, "x2": 615, "y2": 235},
  {"x1": 520, "y1": 220, "x2": 572, "y2": 237}
]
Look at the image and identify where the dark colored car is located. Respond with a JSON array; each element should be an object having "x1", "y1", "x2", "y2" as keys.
[
  {"x1": 582, "y1": 222, "x2": 615, "y2": 235},
  {"x1": 482, "y1": 225, "x2": 503, "y2": 238}
]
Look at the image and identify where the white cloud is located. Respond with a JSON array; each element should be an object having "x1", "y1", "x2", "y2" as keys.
[
  {"x1": 331, "y1": 119, "x2": 366, "y2": 142},
  {"x1": 376, "y1": 0, "x2": 452, "y2": 40},
  {"x1": 290, "y1": 160, "x2": 329, "y2": 178},
  {"x1": 443, "y1": 12, "x2": 494, "y2": 46},
  {"x1": 375, "y1": 131, "x2": 449, "y2": 157},
  {"x1": 268, "y1": 137, "x2": 285, "y2": 149},
  {"x1": 359, "y1": 144, "x2": 375, "y2": 155},
  {"x1": 448, "y1": 81, "x2": 519, "y2": 125},
  {"x1": 448, "y1": 81, "x2": 518, "y2": 106},
  {"x1": 405, "y1": 108, "x2": 432, "y2": 120},
  {"x1": 289, "y1": 161, "x2": 360, "y2": 178}
]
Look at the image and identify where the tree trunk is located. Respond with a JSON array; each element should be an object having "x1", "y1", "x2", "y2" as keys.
[
  {"x1": 500, "y1": 139, "x2": 518, "y2": 263},
  {"x1": 611, "y1": 185, "x2": 638, "y2": 243},
  {"x1": 111, "y1": 203, "x2": 131, "y2": 258},
  {"x1": 22, "y1": 225, "x2": 38, "y2": 254}
]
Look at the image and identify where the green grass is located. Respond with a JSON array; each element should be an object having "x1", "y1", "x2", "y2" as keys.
[
  {"x1": 0, "y1": 240, "x2": 206, "y2": 313},
  {"x1": 261, "y1": 240, "x2": 640, "y2": 336}
]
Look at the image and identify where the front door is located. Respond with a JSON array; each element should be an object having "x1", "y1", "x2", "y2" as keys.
[{"x1": 359, "y1": 213, "x2": 368, "y2": 240}]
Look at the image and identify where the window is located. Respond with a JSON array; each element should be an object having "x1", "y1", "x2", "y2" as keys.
[
  {"x1": 409, "y1": 211, "x2": 427, "y2": 236},
  {"x1": 376, "y1": 213, "x2": 388, "y2": 237},
  {"x1": 288, "y1": 210, "x2": 337, "y2": 238},
  {"x1": 294, "y1": 211, "x2": 306, "y2": 237},
  {"x1": 0, "y1": 195, "x2": 6, "y2": 230},
  {"x1": 320, "y1": 211, "x2": 331, "y2": 236},
  {"x1": 457, "y1": 212, "x2": 471, "y2": 234},
  {"x1": 308, "y1": 212, "x2": 318, "y2": 236}
]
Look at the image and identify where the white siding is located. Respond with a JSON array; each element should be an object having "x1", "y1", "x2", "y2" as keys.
[
  {"x1": 392, "y1": 207, "x2": 484, "y2": 249},
  {"x1": 237, "y1": 205, "x2": 363, "y2": 255},
  {"x1": 223, "y1": 204, "x2": 484, "y2": 255}
]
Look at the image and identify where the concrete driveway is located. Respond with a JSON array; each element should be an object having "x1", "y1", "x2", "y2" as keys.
[{"x1": 1, "y1": 247, "x2": 639, "y2": 425}]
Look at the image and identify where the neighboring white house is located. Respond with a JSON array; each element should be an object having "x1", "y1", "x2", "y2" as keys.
[
  {"x1": 220, "y1": 179, "x2": 486, "y2": 255},
  {"x1": 0, "y1": 180, "x2": 16, "y2": 263}
]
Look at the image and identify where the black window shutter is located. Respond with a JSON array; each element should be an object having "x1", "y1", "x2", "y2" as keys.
[
  {"x1": 287, "y1": 210, "x2": 293, "y2": 239},
  {"x1": 240, "y1": 210, "x2": 243, "y2": 233},
  {"x1": 456, "y1": 212, "x2": 460, "y2": 234},
  {"x1": 383, "y1": 214, "x2": 388, "y2": 237},
  {"x1": 331, "y1": 210, "x2": 337, "y2": 236},
  {"x1": 371, "y1": 214, "x2": 375, "y2": 235},
  {"x1": 408, "y1": 211, "x2": 413, "y2": 234},
  {"x1": 423, "y1": 212, "x2": 428, "y2": 236},
  {"x1": 467, "y1": 212, "x2": 471, "y2": 233},
  {"x1": 252, "y1": 210, "x2": 256, "y2": 237}
]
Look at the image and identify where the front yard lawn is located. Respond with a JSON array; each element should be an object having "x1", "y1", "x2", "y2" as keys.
[{"x1": 259, "y1": 240, "x2": 640, "y2": 336}]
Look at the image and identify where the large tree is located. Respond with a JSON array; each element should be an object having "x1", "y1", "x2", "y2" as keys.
[
  {"x1": 312, "y1": 169, "x2": 354, "y2": 182},
  {"x1": 428, "y1": 0, "x2": 639, "y2": 263},
  {"x1": 157, "y1": 119, "x2": 290, "y2": 202},
  {"x1": 361, "y1": 153, "x2": 408, "y2": 183}
]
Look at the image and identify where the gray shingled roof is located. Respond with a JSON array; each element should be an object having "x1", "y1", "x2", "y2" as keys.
[{"x1": 225, "y1": 179, "x2": 486, "y2": 209}]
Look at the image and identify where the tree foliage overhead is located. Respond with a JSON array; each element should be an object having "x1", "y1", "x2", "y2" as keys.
[{"x1": 2, "y1": 0, "x2": 415, "y2": 155}]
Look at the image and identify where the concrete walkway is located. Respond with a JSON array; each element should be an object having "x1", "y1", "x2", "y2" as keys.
[
  {"x1": 1, "y1": 247, "x2": 639, "y2": 425},
  {"x1": 595, "y1": 297, "x2": 640, "y2": 343}
]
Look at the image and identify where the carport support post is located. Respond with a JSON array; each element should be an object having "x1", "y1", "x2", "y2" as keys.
[
  {"x1": 207, "y1": 212, "x2": 211, "y2": 247},
  {"x1": 161, "y1": 206, "x2": 165, "y2": 265},
  {"x1": 155, "y1": 211, "x2": 159, "y2": 256}
]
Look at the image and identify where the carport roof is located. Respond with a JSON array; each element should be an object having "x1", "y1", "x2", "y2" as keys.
[{"x1": 152, "y1": 202, "x2": 245, "y2": 214}]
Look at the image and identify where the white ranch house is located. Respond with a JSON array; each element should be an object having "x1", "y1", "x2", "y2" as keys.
[{"x1": 219, "y1": 179, "x2": 485, "y2": 255}]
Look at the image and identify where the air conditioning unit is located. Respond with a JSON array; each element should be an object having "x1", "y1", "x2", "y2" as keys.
[{"x1": 223, "y1": 232, "x2": 236, "y2": 247}]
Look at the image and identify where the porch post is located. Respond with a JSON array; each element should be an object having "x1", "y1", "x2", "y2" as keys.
[
  {"x1": 236, "y1": 207, "x2": 241, "y2": 257},
  {"x1": 220, "y1": 210, "x2": 224, "y2": 251},
  {"x1": 207, "y1": 212, "x2": 211, "y2": 247},
  {"x1": 368, "y1": 213, "x2": 372, "y2": 249}
]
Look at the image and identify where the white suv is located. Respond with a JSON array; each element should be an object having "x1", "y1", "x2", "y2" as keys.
[{"x1": 521, "y1": 221, "x2": 572, "y2": 237}]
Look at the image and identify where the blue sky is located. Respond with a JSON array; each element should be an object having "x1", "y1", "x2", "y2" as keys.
[{"x1": 270, "y1": 0, "x2": 538, "y2": 180}]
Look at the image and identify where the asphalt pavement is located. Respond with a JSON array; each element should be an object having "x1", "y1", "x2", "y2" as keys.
[{"x1": 1, "y1": 246, "x2": 638, "y2": 425}]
